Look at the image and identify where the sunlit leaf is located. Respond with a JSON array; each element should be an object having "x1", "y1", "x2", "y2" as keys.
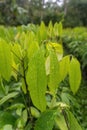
[
  {"x1": 48, "y1": 50, "x2": 60, "y2": 94},
  {"x1": 69, "y1": 57, "x2": 81, "y2": 94},
  {"x1": 0, "y1": 38, "x2": 12, "y2": 81},
  {"x1": 26, "y1": 49, "x2": 47, "y2": 112},
  {"x1": 60, "y1": 55, "x2": 70, "y2": 81},
  {"x1": 28, "y1": 41, "x2": 39, "y2": 59}
]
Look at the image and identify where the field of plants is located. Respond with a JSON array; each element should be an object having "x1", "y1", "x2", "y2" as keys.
[{"x1": 0, "y1": 22, "x2": 87, "y2": 130}]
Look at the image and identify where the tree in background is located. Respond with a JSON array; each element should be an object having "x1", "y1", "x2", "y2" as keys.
[
  {"x1": 63, "y1": 0, "x2": 87, "y2": 27},
  {"x1": 0, "y1": 0, "x2": 87, "y2": 27}
]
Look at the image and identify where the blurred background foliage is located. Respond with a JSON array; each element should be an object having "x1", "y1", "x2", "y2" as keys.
[
  {"x1": 0, "y1": 0, "x2": 87, "y2": 129},
  {"x1": 0, "y1": 0, "x2": 87, "y2": 27}
]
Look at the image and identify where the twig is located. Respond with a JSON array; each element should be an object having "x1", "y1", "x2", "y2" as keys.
[
  {"x1": 11, "y1": 50, "x2": 23, "y2": 62},
  {"x1": 12, "y1": 66, "x2": 24, "y2": 78}
]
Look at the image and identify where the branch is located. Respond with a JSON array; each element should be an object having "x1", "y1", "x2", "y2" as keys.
[
  {"x1": 11, "y1": 50, "x2": 23, "y2": 62},
  {"x1": 12, "y1": 66, "x2": 24, "y2": 78}
]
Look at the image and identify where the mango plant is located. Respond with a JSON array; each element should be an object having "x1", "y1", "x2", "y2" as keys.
[{"x1": 0, "y1": 22, "x2": 82, "y2": 130}]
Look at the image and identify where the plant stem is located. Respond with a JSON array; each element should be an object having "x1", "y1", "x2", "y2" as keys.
[
  {"x1": 12, "y1": 66, "x2": 24, "y2": 78},
  {"x1": 11, "y1": 50, "x2": 23, "y2": 62},
  {"x1": 62, "y1": 109, "x2": 70, "y2": 130},
  {"x1": 22, "y1": 58, "x2": 32, "y2": 120}
]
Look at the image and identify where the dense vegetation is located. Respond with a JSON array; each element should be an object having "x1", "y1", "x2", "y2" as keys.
[
  {"x1": 0, "y1": 0, "x2": 87, "y2": 27},
  {"x1": 0, "y1": 22, "x2": 84, "y2": 130},
  {"x1": 63, "y1": 27, "x2": 87, "y2": 129}
]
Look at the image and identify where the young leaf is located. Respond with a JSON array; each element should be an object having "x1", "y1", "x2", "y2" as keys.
[
  {"x1": 28, "y1": 41, "x2": 39, "y2": 59},
  {"x1": 11, "y1": 43, "x2": 22, "y2": 64},
  {"x1": 37, "y1": 21, "x2": 47, "y2": 43},
  {"x1": 0, "y1": 38, "x2": 12, "y2": 81},
  {"x1": 59, "y1": 55, "x2": 70, "y2": 81},
  {"x1": 26, "y1": 49, "x2": 47, "y2": 112},
  {"x1": 67, "y1": 111, "x2": 82, "y2": 130},
  {"x1": 69, "y1": 57, "x2": 81, "y2": 94},
  {"x1": 39, "y1": 21, "x2": 47, "y2": 41},
  {"x1": 47, "y1": 42, "x2": 63, "y2": 61},
  {"x1": 34, "y1": 110, "x2": 56, "y2": 130},
  {"x1": 30, "y1": 106, "x2": 40, "y2": 118},
  {"x1": 58, "y1": 22, "x2": 63, "y2": 37},
  {"x1": 48, "y1": 50, "x2": 60, "y2": 94},
  {"x1": 54, "y1": 22, "x2": 59, "y2": 36},
  {"x1": 48, "y1": 21, "x2": 53, "y2": 38}
]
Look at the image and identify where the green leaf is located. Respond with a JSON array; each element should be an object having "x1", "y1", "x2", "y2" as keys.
[
  {"x1": 21, "y1": 78, "x2": 27, "y2": 94},
  {"x1": 55, "y1": 113, "x2": 68, "y2": 130},
  {"x1": 11, "y1": 43, "x2": 22, "y2": 64},
  {"x1": 30, "y1": 106, "x2": 40, "y2": 118},
  {"x1": 67, "y1": 111, "x2": 82, "y2": 130},
  {"x1": 26, "y1": 49, "x2": 47, "y2": 112},
  {"x1": 28, "y1": 41, "x2": 39, "y2": 59},
  {"x1": 0, "y1": 38, "x2": 12, "y2": 81},
  {"x1": 60, "y1": 55, "x2": 70, "y2": 81},
  {"x1": 37, "y1": 21, "x2": 47, "y2": 43},
  {"x1": 46, "y1": 42, "x2": 63, "y2": 61},
  {"x1": 48, "y1": 21, "x2": 53, "y2": 38},
  {"x1": 3, "y1": 125, "x2": 12, "y2": 130},
  {"x1": 22, "y1": 109, "x2": 28, "y2": 124},
  {"x1": 0, "y1": 111, "x2": 16, "y2": 128},
  {"x1": 39, "y1": 21, "x2": 47, "y2": 41},
  {"x1": 0, "y1": 92, "x2": 18, "y2": 105},
  {"x1": 25, "y1": 124, "x2": 32, "y2": 130},
  {"x1": 69, "y1": 57, "x2": 81, "y2": 94},
  {"x1": 58, "y1": 22, "x2": 63, "y2": 37},
  {"x1": 48, "y1": 50, "x2": 60, "y2": 94},
  {"x1": 34, "y1": 110, "x2": 56, "y2": 130},
  {"x1": 54, "y1": 22, "x2": 58, "y2": 36}
]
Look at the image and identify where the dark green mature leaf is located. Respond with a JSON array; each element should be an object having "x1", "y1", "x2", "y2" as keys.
[
  {"x1": 25, "y1": 124, "x2": 32, "y2": 130},
  {"x1": 69, "y1": 57, "x2": 81, "y2": 94},
  {"x1": 0, "y1": 38, "x2": 12, "y2": 81},
  {"x1": 26, "y1": 49, "x2": 47, "y2": 112},
  {"x1": 48, "y1": 50, "x2": 60, "y2": 94},
  {"x1": 0, "y1": 111, "x2": 16, "y2": 128},
  {"x1": 34, "y1": 110, "x2": 56, "y2": 130},
  {"x1": 67, "y1": 111, "x2": 82, "y2": 130}
]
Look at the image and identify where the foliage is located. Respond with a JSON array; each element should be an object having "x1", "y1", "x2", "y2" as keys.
[
  {"x1": 63, "y1": 0, "x2": 87, "y2": 27},
  {"x1": 0, "y1": 22, "x2": 82, "y2": 130},
  {"x1": 62, "y1": 26, "x2": 87, "y2": 130},
  {"x1": 0, "y1": 0, "x2": 29, "y2": 25},
  {"x1": 62, "y1": 27, "x2": 87, "y2": 79}
]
